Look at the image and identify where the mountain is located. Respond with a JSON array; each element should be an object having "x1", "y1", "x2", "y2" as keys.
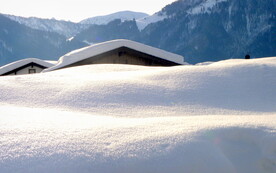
[
  {"x1": 73, "y1": 11, "x2": 167, "y2": 44},
  {"x1": 80, "y1": 11, "x2": 149, "y2": 25},
  {"x1": 71, "y1": 0, "x2": 275, "y2": 64},
  {"x1": 3, "y1": 11, "x2": 150, "y2": 37},
  {"x1": 140, "y1": 0, "x2": 276, "y2": 63},
  {"x1": 1, "y1": 0, "x2": 275, "y2": 65},
  {"x1": 0, "y1": 11, "x2": 150, "y2": 66},
  {"x1": 4, "y1": 14, "x2": 89, "y2": 37},
  {"x1": 136, "y1": 12, "x2": 168, "y2": 30},
  {"x1": 0, "y1": 14, "x2": 86, "y2": 65},
  {"x1": 71, "y1": 19, "x2": 140, "y2": 45}
]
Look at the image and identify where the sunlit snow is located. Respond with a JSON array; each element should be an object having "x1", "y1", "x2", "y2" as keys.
[{"x1": 0, "y1": 57, "x2": 275, "y2": 173}]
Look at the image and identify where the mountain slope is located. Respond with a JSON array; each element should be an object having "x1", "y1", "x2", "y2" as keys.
[
  {"x1": 140, "y1": 0, "x2": 276, "y2": 63},
  {"x1": 0, "y1": 14, "x2": 87, "y2": 65},
  {"x1": 80, "y1": 11, "x2": 149, "y2": 25},
  {"x1": 71, "y1": 0, "x2": 275, "y2": 64},
  {"x1": 72, "y1": 19, "x2": 140, "y2": 45},
  {"x1": 4, "y1": 14, "x2": 89, "y2": 37}
]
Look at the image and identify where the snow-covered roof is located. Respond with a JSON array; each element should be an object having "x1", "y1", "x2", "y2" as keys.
[
  {"x1": 44, "y1": 39, "x2": 185, "y2": 72},
  {"x1": 45, "y1": 60, "x2": 58, "y2": 65},
  {"x1": 0, "y1": 58, "x2": 55, "y2": 75}
]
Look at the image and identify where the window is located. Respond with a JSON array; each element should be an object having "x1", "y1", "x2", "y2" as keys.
[
  {"x1": 118, "y1": 51, "x2": 123, "y2": 57},
  {"x1": 118, "y1": 51, "x2": 126, "y2": 57},
  {"x1": 29, "y1": 69, "x2": 36, "y2": 74}
]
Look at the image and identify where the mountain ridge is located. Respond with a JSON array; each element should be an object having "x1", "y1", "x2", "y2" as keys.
[
  {"x1": 3, "y1": 11, "x2": 152, "y2": 37},
  {"x1": 0, "y1": 0, "x2": 275, "y2": 65},
  {"x1": 140, "y1": 0, "x2": 275, "y2": 63},
  {"x1": 0, "y1": 14, "x2": 86, "y2": 65},
  {"x1": 80, "y1": 11, "x2": 149, "y2": 25}
]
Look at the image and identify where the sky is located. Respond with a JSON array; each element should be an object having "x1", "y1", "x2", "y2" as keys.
[{"x1": 0, "y1": 0, "x2": 176, "y2": 22}]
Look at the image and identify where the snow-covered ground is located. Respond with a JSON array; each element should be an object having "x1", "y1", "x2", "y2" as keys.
[{"x1": 0, "y1": 57, "x2": 275, "y2": 173}]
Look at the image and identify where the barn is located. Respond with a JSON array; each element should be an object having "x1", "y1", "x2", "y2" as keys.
[{"x1": 44, "y1": 39, "x2": 185, "y2": 72}]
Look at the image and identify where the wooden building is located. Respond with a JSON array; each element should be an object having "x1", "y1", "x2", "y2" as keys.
[
  {"x1": 0, "y1": 58, "x2": 55, "y2": 76},
  {"x1": 45, "y1": 39, "x2": 185, "y2": 72}
]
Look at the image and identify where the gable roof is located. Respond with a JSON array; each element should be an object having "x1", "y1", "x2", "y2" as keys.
[
  {"x1": 0, "y1": 58, "x2": 55, "y2": 75},
  {"x1": 44, "y1": 39, "x2": 185, "y2": 72}
]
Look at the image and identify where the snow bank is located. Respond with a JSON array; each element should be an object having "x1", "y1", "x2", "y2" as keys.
[
  {"x1": 0, "y1": 106, "x2": 275, "y2": 173},
  {"x1": 4, "y1": 57, "x2": 275, "y2": 115},
  {"x1": 44, "y1": 39, "x2": 184, "y2": 72},
  {"x1": 0, "y1": 57, "x2": 275, "y2": 172}
]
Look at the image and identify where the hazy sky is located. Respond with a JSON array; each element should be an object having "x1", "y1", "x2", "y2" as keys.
[{"x1": 0, "y1": 0, "x2": 176, "y2": 22}]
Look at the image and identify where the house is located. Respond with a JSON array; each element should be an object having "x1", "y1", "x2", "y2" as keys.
[
  {"x1": 44, "y1": 39, "x2": 185, "y2": 72},
  {"x1": 0, "y1": 58, "x2": 56, "y2": 76}
]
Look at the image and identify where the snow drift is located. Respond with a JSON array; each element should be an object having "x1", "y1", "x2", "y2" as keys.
[{"x1": 0, "y1": 57, "x2": 275, "y2": 173}]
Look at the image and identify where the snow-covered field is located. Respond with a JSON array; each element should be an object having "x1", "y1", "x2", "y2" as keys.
[{"x1": 0, "y1": 57, "x2": 275, "y2": 173}]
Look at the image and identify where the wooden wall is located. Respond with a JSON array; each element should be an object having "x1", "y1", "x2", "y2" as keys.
[{"x1": 65, "y1": 47, "x2": 179, "y2": 69}]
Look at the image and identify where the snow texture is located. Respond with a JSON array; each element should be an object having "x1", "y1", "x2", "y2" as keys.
[
  {"x1": 44, "y1": 39, "x2": 185, "y2": 72},
  {"x1": 0, "y1": 58, "x2": 55, "y2": 75},
  {"x1": 0, "y1": 57, "x2": 275, "y2": 173}
]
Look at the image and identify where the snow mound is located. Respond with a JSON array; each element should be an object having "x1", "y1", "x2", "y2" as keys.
[
  {"x1": 3, "y1": 57, "x2": 274, "y2": 115},
  {"x1": 0, "y1": 106, "x2": 275, "y2": 173},
  {"x1": 0, "y1": 57, "x2": 275, "y2": 172}
]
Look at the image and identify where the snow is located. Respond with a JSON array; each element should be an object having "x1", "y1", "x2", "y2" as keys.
[
  {"x1": 188, "y1": 0, "x2": 228, "y2": 15},
  {"x1": 0, "y1": 58, "x2": 55, "y2": 75},
  {"x1": 136, "y1": 12, "x2": 168, "y2": 30},
  {"x1": 45, "y1": 60, "x2": 58, "y2": 65},
  {"x1": 0, "y1": 57, "x2": 275, "y2": 173},
  {"x1": 79, "y1": 10, "x2": 167, "y2": 31},
  {"x1": 44, "y1": 39, "x2": 185, "y2": 72},
  {"x1": 82, "y1": 40, "x2": 94, "y2": 45},
  {"x1": 66, "y1": 37, "x2": 74, "y2": 42},
  {"x1": 196, "y1": 61, "x2": 215, "y2": 65},
  {"x1": 80, "y1": 11, "x2": 149, "y2": 25}
]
